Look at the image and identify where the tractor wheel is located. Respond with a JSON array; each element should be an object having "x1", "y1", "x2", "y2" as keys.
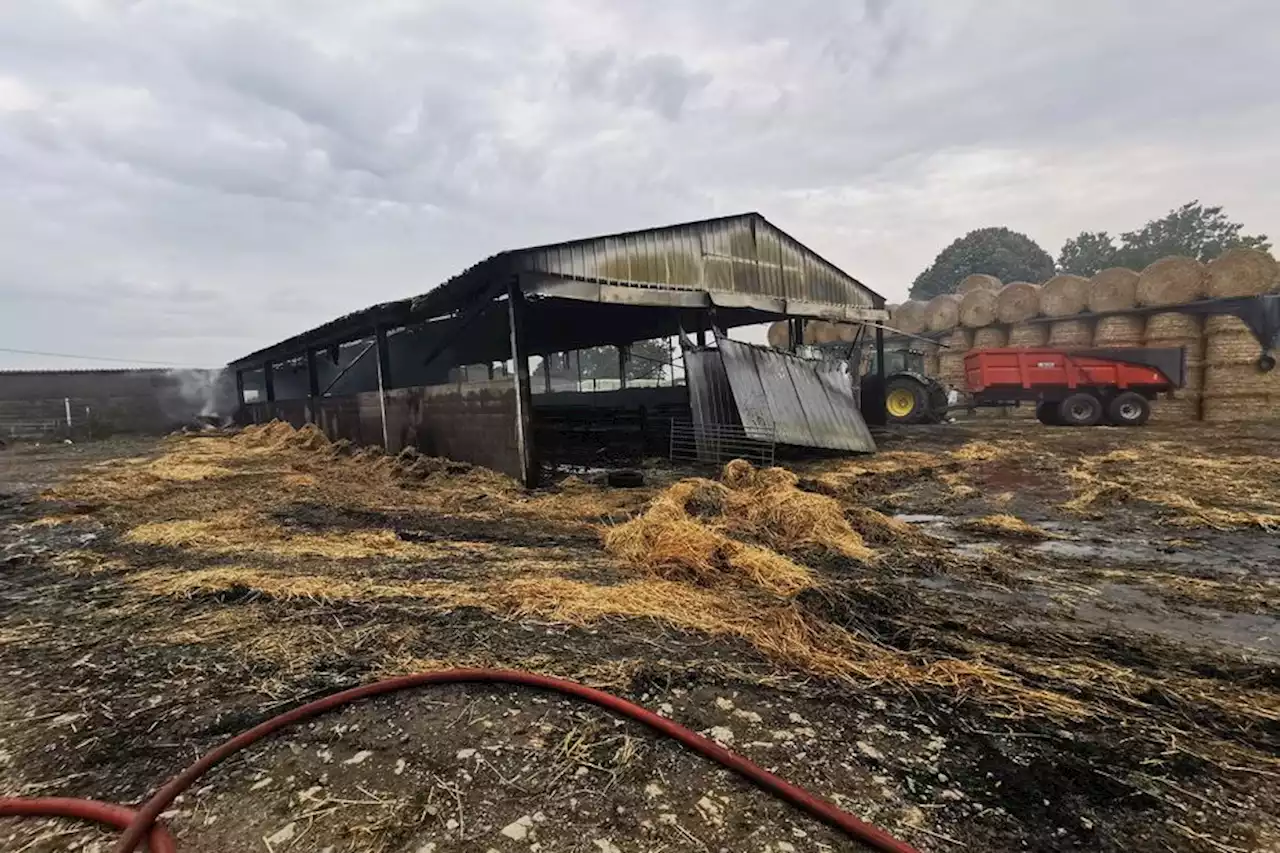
[
  {"x1": 1106, "y1": 391, "x2": 1151, "y2": 426},
  {"x1": 885, "y1": 376, "x2": 930, "y2": 424},
  {"x1": 1035, "y1": 401, "x2": 1062, "y2": 425},
  {"x1": 1058, "y1": 392, "x2": 1103, "y2": 427}
]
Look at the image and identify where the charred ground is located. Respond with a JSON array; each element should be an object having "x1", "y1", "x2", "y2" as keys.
[{"x1": 1, "y1": 421, "x2": 1277, "y2": 853}]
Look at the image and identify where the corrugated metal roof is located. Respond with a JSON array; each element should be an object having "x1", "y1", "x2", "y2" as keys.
[{"x1": 230, "y1": 213, "x2": 884, "y2": 368}]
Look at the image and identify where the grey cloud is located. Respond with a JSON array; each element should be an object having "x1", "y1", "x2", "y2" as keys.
[
  {"x1": 566, "y1": 49, "x2": 711, "y2": 121},
  {"x1": 0, "y1": 0, "x2": 1277, "y2": 367}
]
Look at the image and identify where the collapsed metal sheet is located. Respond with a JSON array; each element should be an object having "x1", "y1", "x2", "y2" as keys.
[{"x1": 716, "y1": 337, "x2": 876, "y2": 453}]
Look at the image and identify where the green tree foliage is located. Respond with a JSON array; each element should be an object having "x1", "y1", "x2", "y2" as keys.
[
  {"x1": 537, "y1": 339, "x2": 673, "y2": 381},
  {"x1": 910, "y1": 227, "x2": 1055, "y2": 300},
  {"x1": 1056, "y1": 201, "x2": 1271, "y2": 273},
  {"x1": 1057, "y1": 231, "x2": 1118, "y2": 276}
]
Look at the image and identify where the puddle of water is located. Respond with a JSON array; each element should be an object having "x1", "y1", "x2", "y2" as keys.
[
  {"x1": 1078, "y1": 583, "x2": 1279, "y2": 655},
  {"x1": 1031, "y1": 539, "x2": 1202, "y2": 565},
  {"x1": 894, "y1": 514, "x2": 951, "y2": 525}
]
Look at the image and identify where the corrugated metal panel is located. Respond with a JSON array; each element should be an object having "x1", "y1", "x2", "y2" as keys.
[
  {"x1": 685, "y1": 349, "x2": 740, "y2": 430},
  {"x1": 716, "y1": 338, "x2": 876, "y2": 453}
]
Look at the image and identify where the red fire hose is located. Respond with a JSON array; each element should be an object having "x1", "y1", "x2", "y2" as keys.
[
  {"x1": 1, "y1": 669, "x2": 920, "y2": 853},
  {"x1": 0, "y1": 798, "x2": 176, "y2": 853}
]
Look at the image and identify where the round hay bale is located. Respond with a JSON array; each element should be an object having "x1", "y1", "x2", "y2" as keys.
[
  {"x1": 836, "y1": 323, "x2": 860, "y2": 343},
  {"x1": 959, "y1": 288, "x2": 999, "y2": 328},
  {"x1": 891, "y1": 300, "x2": 928, "y2": 335},
  {"x1": 923, "y1": 350, "x2": 941, "y2": 377},
  {"x1": 926, "y1": 294, "x2": 962, "y2": 332},
  {"x1": 1137, "y1": 256, "x2": 1207, "y2": 306},
  {"x1": 1047, "y1": 319, "x2": 1093, "y2": 348},
  {"x1": 1204, "y1": 364, "x2": 1274, "y2": 396},
  {"x1": 1206, "y1": 248, "x2": 1279, "y2": 298},
  {"x1": 1144, "y1": 312, "x2": 1204, "y2": 361},
  {"x1": 1144, "y1": 311, "x2": 1202, "y2": 342},
  {"x1": 813, "y1": 321, "x2": 841, "y2": 344},
  {"x1": 1184, "y1": 364, "x2": 1205, "y2": 392},
  {"x1": 996, "y1": 282, "x2": 1041, "y2": 324},
  {"x1": 972, "y1": 326, "x2": 1008, "y2": 349},
  {"x1": 1093, "y1": 315, "x2": 1144, "y2": 348},
  {"x1": 1008, "y1": 322, "x2": 1049, "y2": 348},
  {"x1": 766, "y1": 321, "x2": 791, "y2": 349},
  {"x1": 1202, "y1": 397, "x2": 1268, "y2": 423},
  {"x1": 943, "y1": 327, "x2": 974, "y2": 351},
  {"x1": 1087, "y1": 267, "x2": 1139, "y2": 313},
  {"x1": 1205, "y1": 315, "x2": 1261, "y2": 366},
  {"x1": 938, "y1": 353, "x2": 967, "y2": 387},
  {"x1": 802, "y1": 320, "x2": 839, "y2": 345},
  {"x1": 1039, "y1": 274, "x2": 1090, "y2": 318},
  {"x1": 957, "y1": 274, "x2": 1002, "y2": 294},
  {"x1": 1151, "y1": 395, "x2": 1201, "y2": 422}
]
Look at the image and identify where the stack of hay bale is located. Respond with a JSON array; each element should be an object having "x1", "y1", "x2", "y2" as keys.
[
  {"x1": 1089, "y1": 266, "x2": 1145, "y2": 347},
  {"x1": 1145, "y1": 311, "x2": 1204, "y2": 420},
  {"x1": 1201, "y1": 249, "x2": 1280, "y2": 421},
  {"x1": 1042, "y1": 274, "x2": 1093, "y2": 347},
  {"x1": 800, "y1": 247, "x2": 1277, "y2": 422},
  {"x1": 1000, "y1": 282, "x2": 1047, "y2": 347}
]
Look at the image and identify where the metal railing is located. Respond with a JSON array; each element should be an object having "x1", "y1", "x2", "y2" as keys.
[{"x1": 669, "y1": 419, "x2": 776, "y2": 466}]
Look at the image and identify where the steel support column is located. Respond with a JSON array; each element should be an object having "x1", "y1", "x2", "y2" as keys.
[
  {"x1": 234, "y1": 370, "x2": 245, "y2": 408},
  {"x1": 375, "y1": 327, "x2": 392, "y2": 391},
  {"x1": 305, "y1": 350, "x2": 319, "y2": 424},
  {"x1": 508, "y1": 278, "x2": 537, "y2": 487},
  {"x1": 263, "y1": 362, "x2": 275, "y2": 403},
  {"x1": 863, "y1": 324, "x2": 887, "y2": 426}
]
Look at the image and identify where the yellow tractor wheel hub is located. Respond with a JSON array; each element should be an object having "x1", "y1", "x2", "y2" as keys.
[{"x1": 886, "y1": 388, "x2": 917, "y2": 418}]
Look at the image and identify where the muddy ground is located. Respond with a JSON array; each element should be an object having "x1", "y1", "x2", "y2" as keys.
[{"x1": 1, "y1": 421, "x2": 1278, "y2": 853}]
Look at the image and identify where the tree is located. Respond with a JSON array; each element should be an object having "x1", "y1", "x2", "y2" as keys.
[
  {"x1": 1057, "y1": 231, "x2": 1118, "y2": 276},
  {"x1": 1112, "y1": 200, "x2": 1270, "y2": 269},
  {"x1": 536, "y1": 339, "x2": 673, "y2": 382},
  {"x1": 910, "y1": 227, "x2": 1055, "y2": 300},
  {"x1": 1056, "y1": 201, "x2": 1271, "y2": 273}
]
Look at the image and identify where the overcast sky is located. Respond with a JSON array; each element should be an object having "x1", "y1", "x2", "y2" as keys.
[{"x1": 2, "y1": 0, "x2": 1277, "y2": 369}]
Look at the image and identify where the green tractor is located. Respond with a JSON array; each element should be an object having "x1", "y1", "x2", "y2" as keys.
[{"x1": 861, "y1": 346, "x2": 950, "y2": 425}]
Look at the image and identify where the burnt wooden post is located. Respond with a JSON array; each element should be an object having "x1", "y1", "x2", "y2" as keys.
[
  {"x1": 507, "y1": 277, "x2": 537, "y2": 487},
  {"x1": 263, "y1": 362, "x2": 276, "y2": 403},
  {"x1": 234, "y1": 369, "x2": 245, "y2": 408},
  {"x1": 617, "y1": 344, "x2": 627, "y2": 390}
]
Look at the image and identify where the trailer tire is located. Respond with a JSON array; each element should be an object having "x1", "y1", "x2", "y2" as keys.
[
  {"x1": 1058, "y1": 393, "x2": 1103, "y2": 427},
  {"x1": 1035, "y1": 401, "x2": 1063, "y2": 425},
  {"x1": 1106, "y1": 392, "x2": 1150, "y2": 427}
]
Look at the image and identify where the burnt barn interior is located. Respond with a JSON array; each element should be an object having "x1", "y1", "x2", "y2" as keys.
[{"x1": 229, "y1": 213, "x2": 889, "y2": 485}]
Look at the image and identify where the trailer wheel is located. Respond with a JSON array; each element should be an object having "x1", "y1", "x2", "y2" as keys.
[
  {"x1": 1106, "y1": 391, "x2": 1151, "y2": 426},
  {"x1": 884, "y1": 376, "x2": 931, "y2": 424},
  {"x1": 1058, "y1": 392, "x2": 1103, "y2": 427},
  {"x1": 1035, "y1": 401, "x2": 1063, "y2": 425}
]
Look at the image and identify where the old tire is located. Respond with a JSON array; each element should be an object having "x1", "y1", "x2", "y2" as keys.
[
  {"x1": 606, "y1": 469, "x2": 645, "y2": 488},
  {"x1": 885, "y1": 377, "x2": 930, "y2": 424},
  {"x1": 1035, "y1": 401, "x2": 1062, "y2": 425},
  {"x1": 1058, "y1": 392, "x2": 1103, "y2": 427},
  {"x1": 1106, "y1": 391, "x2": 1151, "y2": 426}
]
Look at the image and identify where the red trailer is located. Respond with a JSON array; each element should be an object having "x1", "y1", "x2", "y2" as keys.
[{"x1": 963, "y1": 347, "x2": 1185, "y2": 426}]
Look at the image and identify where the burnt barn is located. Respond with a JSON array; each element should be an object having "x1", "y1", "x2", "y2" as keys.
[{"x1": 229, "y1": 213, "x2": 889, "y2": 485}]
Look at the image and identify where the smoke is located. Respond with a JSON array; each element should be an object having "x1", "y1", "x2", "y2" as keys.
[{"x1": 165, "y1": 368, "x2": 235, "y2": 422}]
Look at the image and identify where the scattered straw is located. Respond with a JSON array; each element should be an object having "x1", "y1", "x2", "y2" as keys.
[{"x1": 960, "y1": 514, "x2": 1054, "y2": 540}]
